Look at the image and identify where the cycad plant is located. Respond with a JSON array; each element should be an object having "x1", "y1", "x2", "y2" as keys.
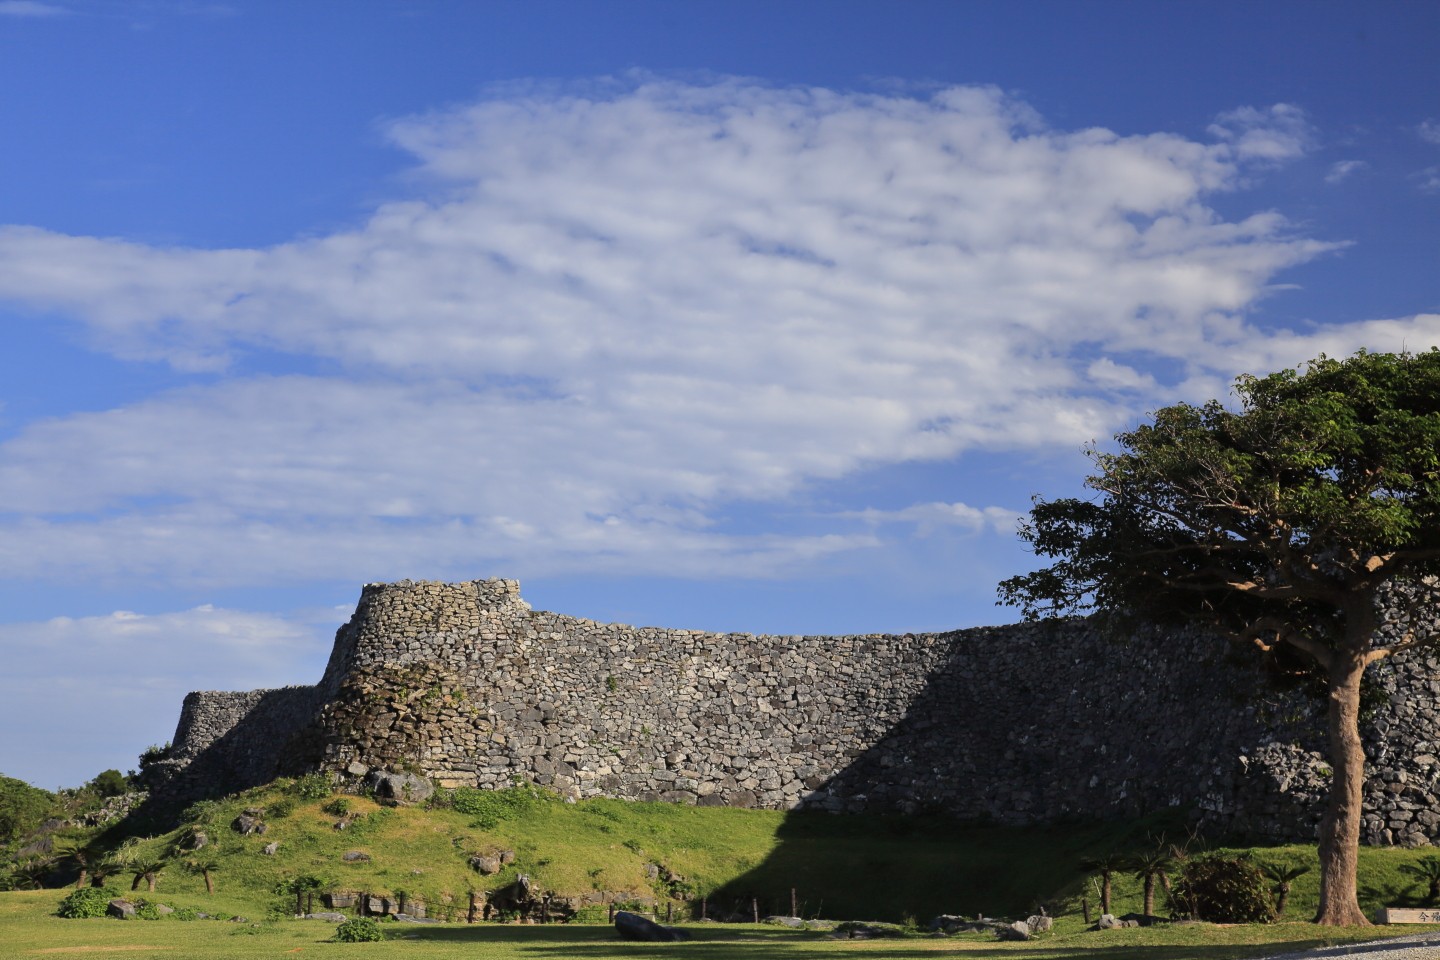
[
  {"x1": 1126, "y1": 849, "x2": 1177, "y2": 917},
  {"x1": 1079, "y1": 852, "x2": 1129, "y2": 915},
  {"x1": 1259, "y1": 863, "x2": 1311, "y2": 918},
  {"x1": 1401, "y1": 856, "x2": 1440, "y2": 906},
  {"x1": 184, "y1": 856, "x2": 220, "y2": 895}
]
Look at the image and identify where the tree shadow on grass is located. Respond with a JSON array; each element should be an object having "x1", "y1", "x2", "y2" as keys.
[{"x1": 384, "y1": 925, "x2": 1382, "y2": 960}]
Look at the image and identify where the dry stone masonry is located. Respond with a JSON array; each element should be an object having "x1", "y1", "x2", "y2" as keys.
[{"x1": 152, "y1": 578, "x2": 1440, "y2": 846}]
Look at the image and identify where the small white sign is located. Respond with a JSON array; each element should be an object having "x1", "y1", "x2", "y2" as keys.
[{"x1": 1376, "y1": 908, "x2": 1440, "y2": 924}]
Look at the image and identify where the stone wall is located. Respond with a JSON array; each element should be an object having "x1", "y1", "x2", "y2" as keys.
[{"x1": 154, "y1": 577, "x2": 1440, "y2": 846}]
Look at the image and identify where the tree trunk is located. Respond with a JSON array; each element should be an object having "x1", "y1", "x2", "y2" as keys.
[
  {"x1": 147, "y1": 873, "x2": 157, "y2": 892},
  {"x1": 1430, "y1": 879, "x2": 1439, "y2": 905},
  {"x1": 203, "y1": 870, "x2": 215, "y2": 895},
  {"x1": 1101, "y1": 872, "x2": 1111, "y2": 915},
  {"x1": 76, "y1": 870, "x2": 87, "y2": 890},
  {"x1": 1314, "y1": 649, "x2": 1373, "y2": 926},
  {"x1": 1277, "y1": 882, "x2": 1290, "y2": 917},
  {"x1": 131, "y1": 874, "x2": 143, "y2": 892},
  {"x1": 1143, "y1": 873, "x2": 1155, "y2": 916}
]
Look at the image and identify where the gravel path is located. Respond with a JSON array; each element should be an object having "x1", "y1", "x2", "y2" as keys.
[{"x1": 1262, "y1": 932, "x2": 1440, "y2": 959}]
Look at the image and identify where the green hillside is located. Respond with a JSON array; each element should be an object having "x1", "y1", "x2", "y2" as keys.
[{"x1": 9, "y1": 776, "x2": 1440, "y2": 927}]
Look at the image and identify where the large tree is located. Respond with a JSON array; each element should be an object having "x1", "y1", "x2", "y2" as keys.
[{"x1": 998, "y1": 350, "x2": 1440, "y2": 926}]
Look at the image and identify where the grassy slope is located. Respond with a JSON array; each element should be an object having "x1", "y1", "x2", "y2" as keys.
[
  {"x1": 40, "y1": 784, "x2": 1440, "y2": 923},
  {"x1": 9, "y1": 783, "x2": 1440, "y2": 958}
]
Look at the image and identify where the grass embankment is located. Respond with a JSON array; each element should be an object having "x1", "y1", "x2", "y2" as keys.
[{"x1": 7, "y1": 782, "x2": 1440, "y2": 958}]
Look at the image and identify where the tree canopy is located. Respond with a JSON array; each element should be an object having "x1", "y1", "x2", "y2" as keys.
[{"x1": 998, "y1": 349, "x2": 1440, "y2": 926}]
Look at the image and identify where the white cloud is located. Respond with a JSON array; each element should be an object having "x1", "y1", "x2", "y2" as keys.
[
  {"x1": 1419, "y1": 120, "x2": 1440, "y2": 145},
  {"x1": 0, "y1": 1, "x2": 65, "y2": 15},
  {"x1": 1325, "y1": 160, "x2": 1368, "y2": 184},
  {"x1": 0, "y1": 78, "x2": 1407, "y2": 586},
  {"x1": 1207, "y1": 104, "x2": 1315, "y2": 165},
  {"x1": 838, "y1": 501, "x2": 1022, "y2": 537},
  {"x1": 0, "y1": 605, "x2": 328, "y2": 785},
  {"x1": 1417, "y1": 166, "x2": 1440, "y2": 194}
]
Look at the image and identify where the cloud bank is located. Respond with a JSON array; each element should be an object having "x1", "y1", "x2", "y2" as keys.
[{"x1": 0, "y1": 77, "x2": 1432, "y2": 586}]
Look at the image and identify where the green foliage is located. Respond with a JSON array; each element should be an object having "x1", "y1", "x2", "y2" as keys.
[
  {"x1": 321, "y1": 798, "x2": 351, "y2": 817},
  {"x1": 290, "y1": 774, "x2": 332, "y2": 801},
  {"x1": 451, "y1": 784, "x2": 556, "y2": 830},
  {"x1": 999, "y1": 349, "x2": 1440, "y2": 646},
  {"x1": 606, "y1": 675, "x2": 618, "y2": 693},
  {"x1": 174, "y1": 905, "x2": 200, "y2": 920},
  {"x1": 0, "y1": 773, "x2": 56, "y2": 843},
  {"x1": 265, "y1": 798, "x2": 295, "y2": 819},
  {"x1": 57, "y1": 886, "x2": 116, "y2": 919},
  {"x1": 180, "y1": 800, "x2": 221, "y2": 825},
  {"x1": 1171, "y1": 854, "x2": 1274, "y2": 923},
  {"x1": 89, "y1": 769, "x2": 128, "y2": 798},
  {"x1": 135, "y1": 900, "x2": 165, "y2": 920},
  {"x1": 330, "y1": 916, "x2": 384, "y2": 942}
]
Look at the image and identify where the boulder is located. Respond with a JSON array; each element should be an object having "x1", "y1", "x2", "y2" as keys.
[
  {"x1": 643, "y1": 864, "x2": 660, "y2": 880},
  {"x1": 233, "y1": 815, "x2": 263, "y2": 835},
  {"x1": 1026, "y1": 915, "x2": 1054, "y2": 932},
  {"x1": 365, "y1": 770, "x2": 434, "y2": 806},
  {"x1": 996, "y1": 921, "x2": 1031, "y2": 941},
  {"x1": 615, "y1": 910, "x2": 689, "y2": 942},
  {"x1": 765, "y1": 916, "x2": 805, "y2": 928},
  {"x1": 154, "y1": 903, "x2": 174, "y2": 915},
  {"x1": 397, "y1": 915, "x2": 441, "y2": 924},
  {"x1": 108, "y1": 899, "x2": 136, "y2": 919},
  {"x1": 305, "y1": 912, "x2": 347, "y2": 922},
  {"x1": 346, "y1": 761, "x2": 370, "y2": 777},
  {"x1": 342, "y1": 850, "x2": 371, "y2": 862},
  {"x1": 471, "y1": 855, "x2": 501, "y2": 874},
  {"x1": 188, "y1": 831, "x2": 209, "y2": 850},
  {"x1": 499, "y1": 849, "x2": 516, "y2": 864},
  {"x1": 262, "y1": 842, "x2": 280, "y2": 856},
  {"x1": 17, "y1": 837, "x2": 53, "y2": 858}
]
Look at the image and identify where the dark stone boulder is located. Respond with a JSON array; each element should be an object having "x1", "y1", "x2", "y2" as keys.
[
  {"x1": 107, "y1": 899, "x2": 136, "y2": 919},
  {"x1": 1026, "y1": 915, "x2": 1054, "y2": 932},
  {"x1": 304, "y1": 912, "x2": 347, "y2": 922},
  {"x1": 17, "y1": 836, "x2": 53, "y2": 858},
  {"x1": 364, "y1": 771, "x2": 434, "y2": 806},
  {"x1": 342, "y1": 850, "x2": 371, "y2": 862},
  {"x1": 471, "y1": 855, "x2": 501, "y2": 874},
  {"x1": 233, "y1": 815, "x2": 263, "y2": 835},
  {"x1": 996, "y1": 921, "x2": 1031, "y2": 941},
  {"x1": 615, "y1": 910, "x2": 689, "y2": 942}
]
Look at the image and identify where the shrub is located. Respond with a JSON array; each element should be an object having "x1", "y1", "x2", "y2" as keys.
[
  {"x1": 1172, "y1": 854, "x2": 1274, "y2": 923},
  {"x1": 331, "y1": 917, "x2": 383, "y2": 942},
  {"x1": 322, "y1": 798, "x2": 351, "y2": 817},
  {"x1": 452, "y1": 785, "x2": 555, "y2": 830},
  {"x1": 174, "y1": 906, "x2": 200, "y2": 921},
  {"x1": 211, "y1": 911, "x2": 233, "y2": 921},
  {"x1": 267, "y1": 798, "x2": 295, "y2": 819},
  {"x1": 57, "y1": 886, "x2": 115, "y2": 919},
  {"x1": 90, "y1": 770, "x2": 128, "y2": 798},
  {"x1": 180, "y1": 800, "x2": 220, "y2": 825},
  {"x1": 0, "y1": 774, "x2": 56, "y2": 843},
  {"x1": 135, "y1": 900, "x2": 165, "y2": 921},
  {"x1": 291, "y1": 774, "x2": 332, "y2": 801}
]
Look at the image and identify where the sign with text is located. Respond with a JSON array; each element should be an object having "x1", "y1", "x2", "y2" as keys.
[{"x1": 1376, "y1": 908, "x2": 1440, "y2": 924}]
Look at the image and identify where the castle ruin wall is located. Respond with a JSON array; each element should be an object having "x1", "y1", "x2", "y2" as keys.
[{"x1": 156, "y1": 578, "x2": 1440, "y2": 847}]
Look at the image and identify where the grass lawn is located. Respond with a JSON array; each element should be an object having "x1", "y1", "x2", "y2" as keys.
[{"x1": 1, "y1": 890, "x2": 1436, "y2": 960}]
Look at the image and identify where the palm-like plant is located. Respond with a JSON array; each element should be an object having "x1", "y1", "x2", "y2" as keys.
[
  {"x1": 1259, "y1": 862, "x2": 1312, "y2": 918},
  {"x1": 184, "y1": 856, "x2": 220, "y2": 895},
  {"x1": 128, "y1": 857, "x2": 167, "y2": 892},
  {"x1": 1079, "y1": 853, "x2": 1129, "y2": 915},
  {"x1": 1401, "y1": 856, "x2": 1440, "y2": 906},
  {"x1": 1126, "y1": 850, "x2": 1177, "y2": 917}
]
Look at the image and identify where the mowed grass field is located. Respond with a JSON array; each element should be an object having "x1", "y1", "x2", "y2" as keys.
[{"x1": 0, "y1": 891, "x2": 1433, "y2": 960}]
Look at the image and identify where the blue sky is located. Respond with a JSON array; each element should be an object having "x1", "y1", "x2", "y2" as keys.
[{"x1": 1, "y1": 0, "x2": 1437, "y2": 787}]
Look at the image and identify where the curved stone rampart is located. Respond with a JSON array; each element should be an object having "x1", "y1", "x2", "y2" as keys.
[{"x1": 153, "y1": 577, "x2": 1440, "y2": 846}]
